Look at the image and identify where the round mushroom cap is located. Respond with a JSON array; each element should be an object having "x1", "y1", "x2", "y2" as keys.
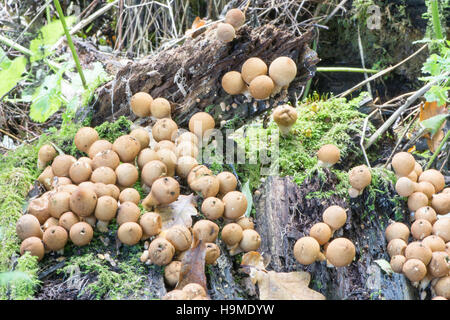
[
  {"x1": 20, "y1": 237, "x2": 45, "y2": 261},
  {"x1": 37, "y1": 166, "x2": 54, "y2": 190},
  {"x1": 193, "y1": 220, "x2": 219, "y2": 243},
  {"x1": 165, "y1": 225, "x2": 192, "y2": 252},
  {"x1": 411, "y1": 219, "x2": 433, "y2": 240},
  {"x1": 348, "y1": 165, "x2": 372, "y2": 190},
  {"x1": 188, "y1": 112, "x2": 215, "y2": 138},
  {"x1": 176, "y1": 156, "x2": 198, "y2": 178},
  {"x1": 432, "y1": 217, "x2": 450, "y2": 242},
  {"x1": 216, "y1": 23, "x2": 235, "y2": 42},
  {"x1": 69, "y1": 160, "x2": 92, "y2": 184},
  {"x1": 390, "y1": 255, "x2": 406, "y2": 273},
  {"x1": 130, "y1": 128, "x2": 150, "y2": 150},
  {"x1": 117, "y1": 201, "x2": 140, "y2": 225},
  {"x1": 42, "y1": 217, "x2": 59, "y2": 231},
  {"x1": 94, "y1": 195, "x2": 118, "y2": 221},
  {"x1": 241, "y1": 57, "x2": 267, "y2": 84},
  {"x1": 182, "y1": 283, "x2": 207, "y2": 299},
  {"x1": 402, "y1": 258, "x2": 427, "y2": 282},
  {"x1": 119, "y1": 188, "x2": 140, "y2": 205},
  {"x1": 52, "y1": 155, "x2": 76, "y2": 177},
  {"x1": 326, "y1": 238, "x2": 355, "y2": 267},
  {"x1": 428, "y1": 251, "x2": 449, "y2": 278},
  {"x1": 272, "y1": 104, "x2": 298, "y2": 128},
  {"x1": 434, "y1": 276, "x2": 450, "y2": 299},
  {"x1": 216, "y1": 171, "x2": 237, "y2": 195},
  {"x1": 162, "y1": 290, "x2": 188, "y2": 300},
  {"x1": 150, "y1": 177, "x2": 180, "y2": 205},
  {"x1": 392, "y1": 152, "x2": 415, "y2": 177},
  {"x1": 431, "y1": 193, "x2": 450, "y2": 215},
  {"x1": 418, "y1": 169, "x2": 445, "y2": 192},
  {"x1": 141, "y1": 160, "x2": 167, "y2": 187},
  {"x1": 175, "y1": 131, "x2": 199, "y2": 146},
  {"x1": 88, "y1": 140, "x2": 112, "y2": 159},
  {"x1": 205, "y1": 243, "x2": 221, "y2": 264},
  {"x1": 187, "y1": 165, "x2": 213, "y2": 186},
  {"x1": 130, "y1": 92, "x2": 152, "y2": 117},
  {"x1": 48, "y1": 191, "x2": 71, "y2": 218},
  {"x1": 405, "y1": 241, "x2": 432, "y2": 265},
  {"x1": 239, "y1": 229, "x2": 261, "y2": 252},
  {"x1": 38, "y1": 144, "x2": 57, "y2": 164},
  {"x1": 317, "y1": 144, "x2": 340, "y2": 166},
  {"x1": 414, "y1": 206, "x2": 437, "y2": 224},
  {"x1": 74, "y1": 127, "x2": 99, "y2": 153},
  {"x1": 416, "y1": 181, "x2": 435, "y2": 199},
  {"x1": 422, "y1": 235, "x2": 446, "y2": 252},
  {"x1": 322, "y1": 205, "x2": 347, "y2": 231},
  {"x1": 190, "y1": 175, "x2": 220, "y2": 198},
  {"x1": 395, "y1": 177, "x2": 417, "y2": 197},
  {"x1": 137, "y1": 148, "x2": 160, "y2": 170},
  {"x1": 387, "y1": 238, "x2": 407, "y2": 257},
  {"x1": 16, "y1": 214, "x2": 42, "y2": 240},
  {"x1": 223, "y1": 191, "x2": 248, "y2": 220},
  {"x1": 407, "y1": 192, "x2": 429, "y2": 212},
  {"x1": 201, "y1": 197, "x2": 224, "y2": 220},
  {"x1": 309, "y1": 222, "x2": 331, "y2": 245},
  {"x1": 112, "y1": 135, "x2": 141, "y2": 163},
  {"x1": 139, "y1": 212, "x2": 162, "y2": 237},
  {"x1": 249, "y1": 75, "x2": 274, "y2": 100},
  {"x1": 69, "y1": 222, "x2": 93, "y2": 246},
  {"x1": 153, "y1": 118, "x2": 179, "y2": 142},
  {"x1": 156, "y1": 148, "x2": 177, "y2": 176},
  {"x1": 69, "y1": 186, "x2": 98, "y2": 217},
  {"x1": 294, "y1": 236, "x2": 321, "y2": 265},
  {"x1": 155, "y1": 140, "x2": 176, "y2": 153},
  {"x1": 118, "y1": 222, "x2": 143, "y2": 245},
  {"x1": 43, "y1": 226, "x2": 68, "y2": 251},
  {"x1": 115, "y1": 163, "x2": 139, "y2": 187},
  {"x1": 164, "y1": 261, "x2": 181, "y2": 287},
  {"x1": 222, "y1": 71, "x2": 246, "y2": 95},
  {"x1": 225, "y1": 8, "x2": 245, "y2": 29},
  {"x1": 27, "y1": 197, "x2": 51, "y2": 224},
  {"x1": 268, "y1": 56, "x2": 297, "y2": 87},
  {"x1": 221, "y1": 223, "x2": 243, "y2": 246},
  {"x1": 59, "y1": 211, "x2": 80, "y2": 231},
  {"x1": 151, "y1": 98, "x2": 172, "y2": 119},
  {"x1": 236, "y1": 216, "x2": 254, "y2": 230},
  {"x1": 91, "y1": 166, "x2": 117, "y2": 185},
  {"x1": 385, "y1": 222, "x2": 410, "y2": 242},
  {"x1": 148, "y1": 237, "x2": 175, "y2": 266}
]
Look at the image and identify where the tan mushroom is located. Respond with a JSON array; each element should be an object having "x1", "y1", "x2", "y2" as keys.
[
  {"x1": 118, "y1": 222, "x2": 143, "y2": 245},
  {"x1": 216, "y1": 23, "x2": 235, "y2": 42},
  {"x1": 249, "y1": 75, "x2": 274, "y2": 100},
  {"x1": 37, "y1": 144, "x2": 57, "y2": 170},
  {"x1": 225, "y1": 8, "x2": 245, "y2": 29},
  {"x1": 317, "y1": 144, "x2": 340, "y2": 167},
  {"x1": 74, "y1": 127, "x2": 99, "y2": 153},
  {"x1": 222, "y1": 71, "x2": 247, "y2": 95},
  {"x1": 152, "y1": 118, "x2": 178, "y2": 142},
  {"x1": 130, "y1": 128, "x2": 150, "y2": 150},
  {"x1": 268, "y1": 56, "x2": 297, "y2": 87},
  {"x1": 223, "y1": 191, "x2": 248, "y2": 220},
  {"x1": 392, "y1": 152, "x2": 415, "y2": 177},
  {"x1": 130, "y1": 92, "x2": 152, "y2": 117},
  {"x1": 151, "y1": 98, "x2": 172, "y2": 119},
  {"x1": 69, "y1": 222, "x2": 94, "y2": 246},
  {"x1": 294, "y1": 236, "x2": 324, "y2": 265},
  {"x1": 325, "y1": 238, "x2": 356, "y2": 267},
  {"x1": 112, "y1": 135, "x2": 141, "y2": 163},
  {"x1": 241, "y1": 57, "x2": 267, "y2": 84},
  {"x1": 20, "y1": 237, "x2": 45, "y2": 261}
]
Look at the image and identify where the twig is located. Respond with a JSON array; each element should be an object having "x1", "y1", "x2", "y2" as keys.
[
  {"x1": 324, "y1": 0, "x2": 348, "y2": 24},
  {"x1": 316, "y1": 67, "x2": 378, "y2": 74},
  {"x1": 360, "y1": 110, "x2": 377, "y2": 168},
  {"x1": 426, "y1": 129, "x2": 450, "y2": 170},
  {"x1": 364, "y1": 71, "x2": 449, "y2": 149},
  {"x1": 337, "y1": 44, "x2": 428, "y2": 98},
  {"x1": 357, "y1": 25, "x2": 372, "y2": 97},
  {"x1": 0, "y1": 128, "x2": 23, "y2": 143}
]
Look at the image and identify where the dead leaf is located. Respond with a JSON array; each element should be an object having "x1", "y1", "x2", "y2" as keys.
[
  {"x1": 155, "y1": 194, "x2": 198, "y2": 230},
  {"x1": 419, "y1": 101, "x2": 448, "y2": 152},
  {"x1": 176, "y1": 237, "x2": 208, "y2": 294},
  {"x1": 185, "y1": 17, "x2": 207, "y2": 38}
]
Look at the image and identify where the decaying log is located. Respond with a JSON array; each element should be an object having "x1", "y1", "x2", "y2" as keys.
[
  {"x1": 254, "y1": 171, "x2": 418, "y2": 300},
  {"x1": 91, "y1": 24, "x2": 318, "y2": 126}
]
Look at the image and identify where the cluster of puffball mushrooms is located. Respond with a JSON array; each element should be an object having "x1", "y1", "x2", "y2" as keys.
[
  {"x1": 218, "y1": 9, "x2": 298, "y2": 101},
  {"x1": 385, "y1": 152, "x2": 450, "y2": 300}
]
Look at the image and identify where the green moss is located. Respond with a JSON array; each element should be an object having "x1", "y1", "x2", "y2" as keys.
[{"x1": 95, "y1": 116, "x2": 132, "y2": 142}]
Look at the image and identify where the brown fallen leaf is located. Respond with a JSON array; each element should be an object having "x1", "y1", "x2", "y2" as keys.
[
  {"x1": 419, "y1": 101, "x2": 448, "y2": 152},
  {"x1": 155, "y1": 194, "x2": 198, "y2": 230},
  {"x1": 185, "y1": 17, "x2": 207, "y2": 38}
]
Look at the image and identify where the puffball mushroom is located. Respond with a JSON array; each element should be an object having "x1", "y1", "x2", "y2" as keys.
[
  {"x1": 391, "y1": 152, "x2": 415, "y2": 177},
  {"x1": 115, "y1": 163, "x2": 139, "y2": 187},
  {"x1": 88, "y1": 140, "x2": 112, "y2": 159},
  {"x1": 272, "y1": 104, "x2": 298, "y2": 136},
  {"x1": 139, "y1": 212, "x2": 162, "y2": 237},
  {"x1": 432, "y1": 217, "x2": 450, "y2": 242},
  {"x1": 216, "y1": 23, "x2": 235, "y2": 42},
  {"x1": 241, "y1": 57, "x2": 267, "y2": 84},
  {"x1": 205, "y1": 243, "x2": 221, "y2": 264},
  {"x1": 43, "y1": 217, "x2": 59, "y2": 231},
  {"x1": 175, "y1": 141, "x2": 198, "y2": 158},
  {"x1": 390, "y1": 255, "x2": 406, "y2": 273},
  {"x1": 69, "y1": 160, "x2": 92, "y2": 184},
  {"x1": 294, "y1": 236, "x2": 324, "y2": 265},
  {"x1": 16, "y1": 214, "x2": 43, "y2": 240},
  {"x1": 317, "y1": 144, "x2": 340, "y2": 167},
  {"x1": 268, "y1": 56, "x2": 297, "y2": 87},
  {"x1": 155, "y1": 140, "x2": 176, "y2": 153},
  {"x1": 188, "y1": 112, "x2": 215, "y2": 138},
  {"x1": 52, "y1": 154, "x2": 76, "y2": 177},
  {"x1": 225, "y1": 8, "x2": 245, "y2": 29},
  {"x1": 59, "y1": 212, "x2": 80, "y2": 231},
  {"x1": 148, "y1": 237, "x2": 175, "y2": 266},
  {"x1": 74, "y1": 127, "x2": 99, "y2": 153},
  {"x1": 223, "y1": 191, "x2": 248, "y2": 220},
  {"x1": 137, "y1": 148, "x2": 160, "y2": 170},
  {"x1": 176, "y1": 156, "x2": 198, "y2": 178},
  {"x1": 434, "y1": 276, "x2": 450, "y2": 299},
  {"x1": 309, "y1": 222, "x2": 332, "y2": 245},
  {"x1": 187, "y1": 165, "x2": 212, "y2": 186},
  {"x1": 118, "y1": 222, "x2": 143, "y2": 245},
  {"x1": 112, "y1": 135, "x2": 141, "y2": 163},
  {"x1": 422, "y1": 235, "x2": 446, "y2": 252},
  {"x1": 117, "y1": 201, "x2": 140, "y2": 225},
  {"x1": 411, "y1": 219, "x2": 433, "y2": 240},
  {"x1": 249, "y1": 75, "x2": 274, "y2": 100},
  {"x1": 221, "y1": 223, "x2": 243, "y2": 246},
  {"x1": 37, "y1": 166, "x2": 54, "y2": 190},
  {"x1": 322, "y1": 205, "x2": 347, "y2": 232},
  {"x1": 43, "y1": 226, "x2": 68, "y2": 251},
  {"x1": 27, "y1": 197, "x2": 51, "y2": 224},
  {"x1": 91, "y1": 166, "x2": 116, "y2": 185},
  {"x1": 325, "y1": 238, "x2": 356, "y2": 267},
  {"x1": 69, "y1": 186, "x2": 98, "y2": 217},
  {"x1": 69, "y1": 222, "x2": 94, "y2": 246},
  {"x1": 38, "y1": 144, "x2": 57, "y2": 170},
  {"x1": 192, "y1": 220, "x2": 219, "y2": 243},
  {"x1": 222, "y1": 71, "x2": 246, "y2": 95},
  {"x1": 162, "y1": 290, "x2": 188, "y2": 300},
  {"x1": 165, "y1": 225, "x2": 192, "y2": 252},
  {"x1": 119, "y1": 188, "x2": 140, "y2": 205},
  {"x1": 418, "y1": 169, "x2": 445, "y2": 193},
  {"x1": 156, "y1": 148, "x2": 177, "y2": 177},
  {"x1": 236, "y1": 216, "x2": 254, "y2": 230},
  {"x1": 385, "y1": 222, "x2": 410, "y2": 242},
  {"x1": 402, "y1": 258, "x2": 427, "y2": 282},
  {"x1": 407, "y1": 192, "x2": 429, "y2": 212},
  {"x1": 414, "y1": 206, "x2": 437, "y2": 224},
  {"x1": 20, "y1": 237, "x2": 45, "y2": 261},
  {"x1": 395, "y1": 177, "x2": 418, "y2": 197},
  {"x1": 201, "y1": 197, "x2": 224, "y2": 220},
  {"x1": 130, "y1": 128, "x2": 150, "y2": 150},
  {"x1": 217, "y1": 171, "x2": 237, "y2": 195},
  {"x1": 141, "y1": 160, "x2": 167, "y2": 187},
  {"x1": 348, "y1": 165, "x2": 372, "y2": 196},
  {"x1": 152, "y1": 118, "x2": 178, "y2": 142},
  {"x1": 239, "y1": 229, "x2": 261, "y2": 252},
  {"x1": 151, "y1": 98, "x2": 172, "y2": 119},
  {"x1": 405, "y1": 241, "x2": 432, "y2": 265},
  {"x1": 387, "y1": 238, "x2": 407, "y2": 257},
  {"x1": 130, "y1": 92, "x2": 152, "y2": 117},
  {"x1": 94, "y1": 195, "x2": 118, "y2": 231},
  {"x1": 428, "y1": 251, "x2": 449, "y2": 278},
  {"x1": 164, "y1": 261, "x2": 181, "y2": 287},
  {"x1": 190, "y1": 175, "x2": 220, "y2": 198},
  {"x1": 431, "y1": 193, "x2": 450, "y2": 215},
  {"x1": 142, "y1": 177, "x2": 180, "y2": 208},
  {"x1": 182, "y1": 283, "x2": 207, "y2": 300},
  {"x1": 175, "y1": 131, "x2": 199, "y2": 146},
  {"x1": 48, "y1": 191, "x2": 71, "y2": 218}
]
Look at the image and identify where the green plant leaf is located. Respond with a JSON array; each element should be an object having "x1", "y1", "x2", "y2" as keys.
[
  {"x1": 0, "y1": 55, "x2": 27, "y2": 98},
  {"x1": 29, "y1": 72, "x2": 64, "y2": 122},
  {"x1": 29, "y1": 17, "x2": 76, "y2": 62},
  {"x1": 242, "y1": 180, "x2": 253, "y2": 217},
  {"x1": 420, "y1": 113, "x2": 449, "y2": 135},
  {"x1": 0, "y1": 47, "x2": 12, "y2": 70}
]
